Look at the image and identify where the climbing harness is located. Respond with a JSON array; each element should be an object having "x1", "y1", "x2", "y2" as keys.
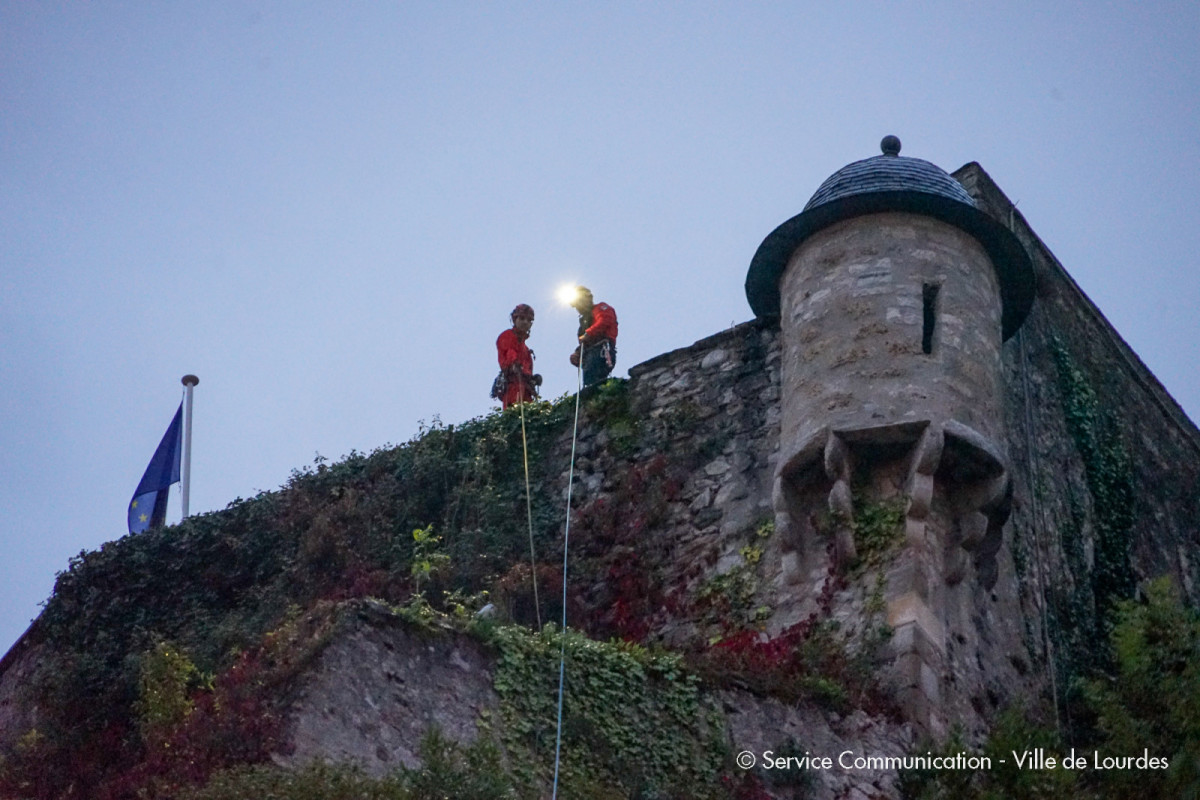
[{"x1": 550, "y1": 342, "x2": 585, "y2": 800}]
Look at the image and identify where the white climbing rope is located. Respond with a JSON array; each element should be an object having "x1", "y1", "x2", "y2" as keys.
[{"x1": 551, "y1": 343, "x2": 585, "y2": 800}]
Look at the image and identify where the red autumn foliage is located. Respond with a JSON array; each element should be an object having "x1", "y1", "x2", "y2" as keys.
[{"x1": 569, "y1": 455, "x2": 682, "y2": 642}]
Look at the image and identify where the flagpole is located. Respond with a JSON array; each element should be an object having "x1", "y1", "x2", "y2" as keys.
[{"x1": 181, "y1": 375, "x2": 199, "y2": 519}]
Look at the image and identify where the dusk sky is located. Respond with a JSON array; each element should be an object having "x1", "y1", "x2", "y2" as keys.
[{"x1": 3, "y1": 2, "x2": 1198, "y2": 657}]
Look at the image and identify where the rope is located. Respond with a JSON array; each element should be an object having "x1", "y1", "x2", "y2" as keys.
[
  {"x1": 1018, "y1": 320, "x2": 1061, "y2": 735},
  {"x1": 551, "y1": 342, "x2": 584, "y2": 800},
  {"x1": 519, "y1": 385, "x2": 542, "y2": 628}
]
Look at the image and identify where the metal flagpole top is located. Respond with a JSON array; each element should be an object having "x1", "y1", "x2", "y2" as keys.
[{"x1": 180, "y1": 375, "x2": 198, "y2": 519}]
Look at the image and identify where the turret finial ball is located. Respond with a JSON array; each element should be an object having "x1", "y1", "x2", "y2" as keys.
[{"x1": 881, "y1": 135, "x2": 901, "y2": 156}]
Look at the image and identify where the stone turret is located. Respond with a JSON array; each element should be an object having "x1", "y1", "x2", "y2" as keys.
[{"x1": 746, "y1": 137, "x2": 1035, "y2": 733}]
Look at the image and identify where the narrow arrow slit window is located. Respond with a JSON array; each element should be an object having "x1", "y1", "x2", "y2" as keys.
[{"x1": 922, "y1": 283, "x2": 940, "y2": 354}]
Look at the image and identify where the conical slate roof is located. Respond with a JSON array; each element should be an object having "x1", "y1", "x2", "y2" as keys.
[
  {"x1": 745, "y1": 136, "x2": 1034, "y2": 339},
  {"x1": 804, "y1": 135, "x2": 976, "y2": 211}
]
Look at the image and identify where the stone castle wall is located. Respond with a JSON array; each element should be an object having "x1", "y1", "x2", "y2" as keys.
[
  {"x1": 548, "y1": 164, "x2": 1200, "y2": 741},
  {"x1": 959, "y1": 162, "x2": 1200, "y2": 711},
  {"x1": 575, "y1": 318, "x2": 1033, "y2": 740},
  {"x1": 3, "y1": 162, "x2": 1198, "y2": 799}
]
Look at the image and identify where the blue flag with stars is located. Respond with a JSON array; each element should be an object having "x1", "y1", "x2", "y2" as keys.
[{"x1": 128, "y1": 402, "x2": 183, "y2": 534}]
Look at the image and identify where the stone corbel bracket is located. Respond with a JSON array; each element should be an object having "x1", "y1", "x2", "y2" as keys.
[
  {"x1": 775, "y1": 419, "x2": 1011, "y2": 586},
  {"x1": 938, "y1": 420, "x2": 1012, "y2": 589},
  {"x1": 773, "y1": 419, "x2": 1012, "y2": 735},
  {"x1": 823, "y1": 432, "x2": 857, "y2": 566},
  {"x1": 904, "y1": 423, "x2": 943, "y2": 549}
]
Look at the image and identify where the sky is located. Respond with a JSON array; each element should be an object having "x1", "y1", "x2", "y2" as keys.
[{"x1": 3, "y1": 2, "x2": 1199, "y2": 658}]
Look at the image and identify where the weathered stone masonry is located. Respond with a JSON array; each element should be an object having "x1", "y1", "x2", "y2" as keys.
[
  {"x1": 556, "y1": 144, "x2": 1200, "y2": 742},
  {"x1": 4, "y1": 142, "x2": 1199, "y2": 800}
]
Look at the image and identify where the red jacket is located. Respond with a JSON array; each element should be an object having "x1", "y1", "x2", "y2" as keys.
[
  {"x1": 497, "y1": 329, "x2": 534, "y2": 376},
  {"x1": 497, "y1": 328, "x2": 537, "y2": 408},
  {"x1": 581, "y1": 302, "x2": 618, "y2": 344}
]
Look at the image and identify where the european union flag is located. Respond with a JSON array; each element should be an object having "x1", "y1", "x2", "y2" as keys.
[{"x1": 128, "y1": 403, "x2": 183, "y2": 534}]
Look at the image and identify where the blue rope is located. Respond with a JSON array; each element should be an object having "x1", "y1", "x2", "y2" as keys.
[{"x1": 550, "y1": 343, "x2": 584, "y2": 799}]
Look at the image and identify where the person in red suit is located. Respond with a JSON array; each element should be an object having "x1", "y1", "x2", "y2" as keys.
[
  {"x1": 567, "y1": 287, "x2": 618, "y2": 387},
  {"x1": 494, "y1": 303, "x2": 541, "y2": 409}
]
